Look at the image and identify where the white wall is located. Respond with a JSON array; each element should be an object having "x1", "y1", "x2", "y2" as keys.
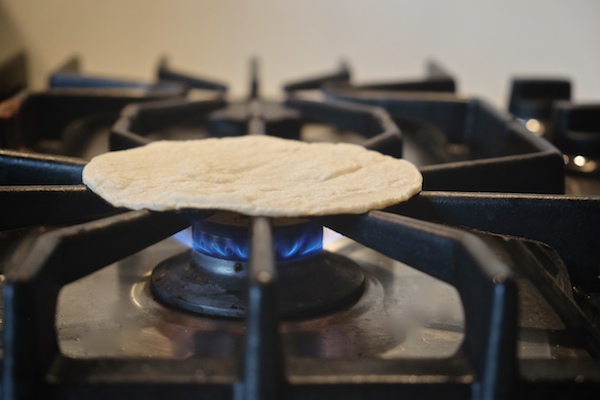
[{"x1": 2, "y1": 0, "x2": 599, "y2": 107}]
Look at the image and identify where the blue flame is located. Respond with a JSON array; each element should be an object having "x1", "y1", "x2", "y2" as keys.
[{"x1": 192, "y1": 221, "x2": 323, "y2": 262}]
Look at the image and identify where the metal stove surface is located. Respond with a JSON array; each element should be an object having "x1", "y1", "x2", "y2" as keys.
[
  {"x1": 56, "y1": 227, "x2": 585, "y2": 365},
  {"x1": 57, "y1": 233, "x2": 462, "y2": 360}
]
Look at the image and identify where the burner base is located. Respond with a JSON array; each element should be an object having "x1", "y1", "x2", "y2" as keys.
[{"x1": 150, "y1": 250, "x2": 365, "y2": 318}]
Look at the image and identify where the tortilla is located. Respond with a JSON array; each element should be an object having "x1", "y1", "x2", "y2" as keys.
[{"x1": 82, "y1": 136, "x2": 422, "y2": 217}]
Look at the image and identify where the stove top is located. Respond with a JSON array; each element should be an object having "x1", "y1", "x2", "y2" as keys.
[{"x1": 0, "y1": 54, "x2": 599, "y2": 400}]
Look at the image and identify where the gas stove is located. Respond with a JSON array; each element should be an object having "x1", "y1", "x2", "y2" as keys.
[{"x1": 1, "y1": 54, "x2": 599, "y2": 400}]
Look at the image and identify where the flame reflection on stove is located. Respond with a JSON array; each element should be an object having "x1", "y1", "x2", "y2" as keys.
[{"x1": 172, "y1": 227, "x2": 194, "y2": 248}]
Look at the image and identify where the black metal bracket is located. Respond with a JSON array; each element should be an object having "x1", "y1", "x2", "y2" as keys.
[
  {"x1": 320, "y1": 211, "x2": 518, "y2": 400},
  {"x1": 508, "y1": 78, "x2": 571, "y2": 121},
  {"x1": 388, "y1": 191, "x2": 600, "y2": 287},
  {"x1": 284, "y1": 99, "x2": 403, "y2": 158},
  {"x1": 2, "y1": 210, "x2": 191, "y2": 400},
  {"x1": 323, "y1": 88, "x2": 565, "y2": 194},
  {"x1": 551, "y1": 102, "x2": 600, "y2": 158},
  {"x1": 0, "y1": 185, "x2": 117, "y2": 231},
  {"x1": 48, "y1": 55, "x2": 187, "y2": 95},
  {"x1": 322, "y1": 60, "x2": 456, "y2": 94},
  {"x1": 0, "y1": 150, "x2": 119, "y2": 231},
  {"x1": 157, "y1": 56, "x2": 228, "y2": 93},
  {"x1": 235, "y1": 217, "x2": 285, "y2": 400},
  {"x1": 282, "y1": 60, "x2": 351, "y2": 93},
  {"x1": 0, "y1": 149, "x2": 85, "y2": 185},
  {"x1": 110, "y1": 97, "x2": 227, "y2": 150},
  {"x1": 388, "y1": 191, "x2": 600, "y2": 353},
  {"x1": 5, "y1": 88, "x2": 184, "y2": 155}
]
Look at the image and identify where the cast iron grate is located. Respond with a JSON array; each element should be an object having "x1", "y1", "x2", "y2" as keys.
[
  {"x1": 314, "y1": 71, "x2": 564, "y2": 194},
  {"x1": 1, "y1": 60, "x2": 599, "y2": 400}
]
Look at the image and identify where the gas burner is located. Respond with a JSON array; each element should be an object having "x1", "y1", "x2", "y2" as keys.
[{"x1": 150, "y1": 214, "x2": 365, "y2": 318}]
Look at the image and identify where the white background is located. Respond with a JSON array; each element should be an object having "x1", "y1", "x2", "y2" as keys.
[{"x1": 2, "y1": 0, "x2": 599, "y2": 107}]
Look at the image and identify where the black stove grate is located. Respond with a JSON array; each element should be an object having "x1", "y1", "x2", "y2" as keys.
[
  {"x1": 1, "y1": 60, "x2": 599, "y2": 400},
  {"x1": 3, "y1": 191, "x2": 599, "y2": 399},
  {"x1": 321, "y1": 84, "x2": 564, "y2": 194},
  {"x1": 2, "y1": 200, "x2": 522, "y2": 400}
]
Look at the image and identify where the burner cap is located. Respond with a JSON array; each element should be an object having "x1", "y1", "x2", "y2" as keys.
[{"x1": 150, "y1": 250, "x2": 364, "y2": 318}]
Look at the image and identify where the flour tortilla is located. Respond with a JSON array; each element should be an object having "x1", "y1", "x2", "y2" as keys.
[{"x1": 82, "y1": 136, "x2": 422, "y2": 217}]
